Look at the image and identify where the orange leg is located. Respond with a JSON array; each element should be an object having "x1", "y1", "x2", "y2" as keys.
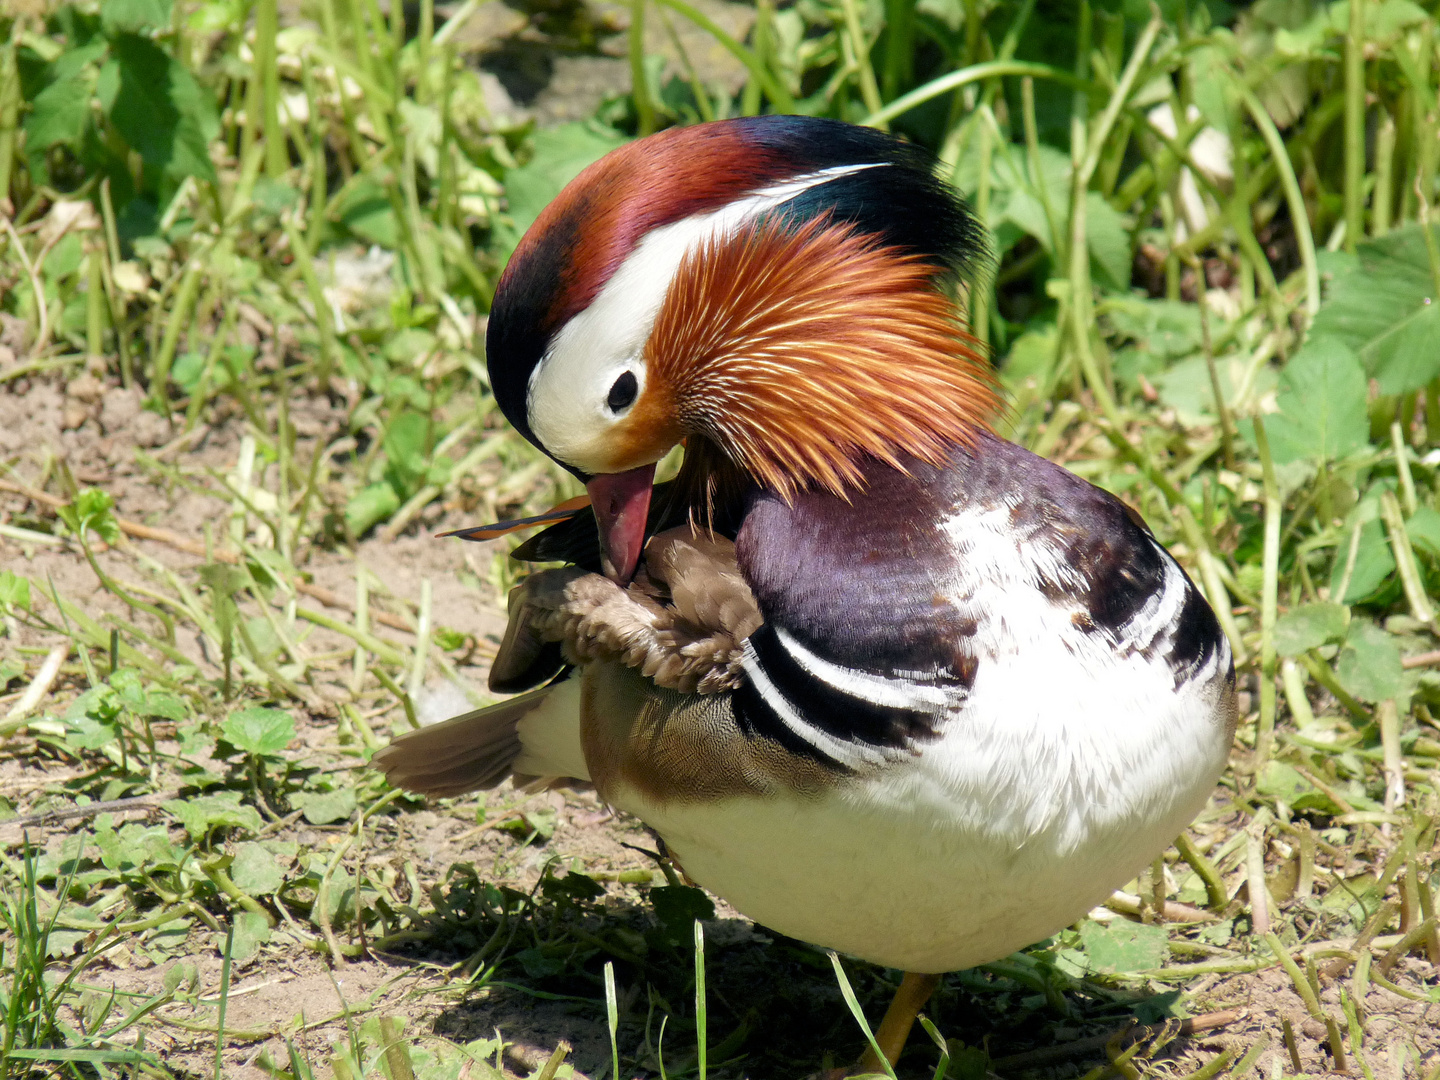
[{"x1": 854, "y1": 971, "x2": 942, "y2": 1074}]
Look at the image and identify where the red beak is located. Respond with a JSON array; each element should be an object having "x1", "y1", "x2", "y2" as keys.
[{"x1": 586, "y1": 464, "x2": 656, "y2": 583}]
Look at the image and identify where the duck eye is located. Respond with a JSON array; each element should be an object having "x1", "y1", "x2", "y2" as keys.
[{"x1": 606, "y1": 370, "x2": 639, "y2": 413}]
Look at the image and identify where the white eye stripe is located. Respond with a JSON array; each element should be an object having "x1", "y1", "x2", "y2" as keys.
[{"x1": 524, "y1": 162, "x2": 887, "y2": 472}]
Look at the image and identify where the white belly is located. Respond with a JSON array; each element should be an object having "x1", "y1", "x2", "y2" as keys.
[{"x1": 607, "y1": 650, "x2": 1229, "y2": 972}]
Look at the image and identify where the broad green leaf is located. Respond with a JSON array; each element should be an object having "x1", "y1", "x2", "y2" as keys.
[
  {"x1": 164, "y1": 792, "x2": 262, "y2": 840},
  {"x1": 1405, "y1": 506, "x2": 1440, "y2": 558},
  {"x1": 1257, "y1": 761, "x2": 1345, "y2": 813},
  {"x1": 56, "y1": 487, "x2": 122, "y2": 544},
  {"x1": 64, "y1": 714, "x2": 120, "y2": 750},
  {"x1": 94, "y1": 820, "x2": 181, "y2": 871},
  {"x1": 1155, "y1": 353, "x2": 1267, "y2": 427},
  {"x1": 493, "y1": 122, "x2": 628, "y2": 259},
  {"x1": 0, "y1": 570, "x2": 32, "y2": 611},
  {"x1": 24, "y1": 74, "x2": 93, "y2": 153},
  {"x1": 46, "y1": 929, "x2": 89, "y2": 958},
  {"x1": 1085, "y1": 192, "x2": 1132, "y2": 292},
  {"x1": 1311, "y1": 226, "x2": 1440, "y2": 395},
  {"x1": 171, "y1": 350, "x2": 205, "y2": 392},
  {"x1": 296, "y1": 787, "x2": 356, "y2": 825},
  {"x1": 650, "y1": 884, "x2": 716, "y2": 946},
  {"x1": 1104, "y1": 297, "x2": 1202, "y2": 359},
  {"x1": 1273, "y1": 602, "x2": 1350, "y2": 657},
  {"x1": 1001, "y1": 324, "x2": 1061, "y2": 416},
  {"x1": 541, "y1": 871, "x2": 606, "y2": 904},
  {"x1": 140, "y1": 691, "x2": 187, "y2": 721},
  {"x1": 103, "y1": 34, "x2": 219, "y2": 184},
  {"x1": 228, "y1": 910, "x2": 272, "y2": 964},
  {"x1": 1257, "y1": 337, "x2": 1369, "y2": 464},
  {"x1": 230, "y1": 843, "x2": 285, "y2": 895},
  {"x1": 345, "y1": 482, "x2": 401, "y2": 537},
  {"x1": 109, "y1": 667, "x2": 146, "y2": 705},
  {"x1": 66, "y1": 684, "x2": 121, "y2": 723},
  {"x1": 1077, "y1": 918, "x2": 1169, "y2": 973},
  {"x1": 334, "y1": 178, "x2": 400, "y2": 249},
  {"x1": 222, "y1": 706, "x2": 294, "y2": 756},
  {"x1": 383, "y1": 410, "x2": 431, "y2": 493},
  {"x1": 1330, "y1": 519, "x2": 1396, "y2": 604},
  {"x1": 497, "y1": 806, "x2": 557, "y2": 842},
  {"x1": 1276, "y1": 0, "x2": 1428, "y2": 56},
  {"x1": 251, "y1": 176, "x2": 300, "y2": 216},
  {"x1": 1321, "y1": 873, "x2": 1381, "y2": 927},
  {"x1": 1336, "y1": 620, "x2": 1404, "y2": 703},
  {"x1": 101, "y1": 0, "x2": 171, "y2": 33},
  {"x1": 516, "y1": 947, "x2": 567, "y2": 979}
]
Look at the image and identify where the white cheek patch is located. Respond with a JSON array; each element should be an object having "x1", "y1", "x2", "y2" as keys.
[{"x1": 525, "y1": 162, "x2": 887, "y2": 472}]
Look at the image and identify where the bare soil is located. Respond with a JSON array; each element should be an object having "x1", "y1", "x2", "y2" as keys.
[{"x1": 2, "y1": 369, "x2": 1438, "y2": 1079}]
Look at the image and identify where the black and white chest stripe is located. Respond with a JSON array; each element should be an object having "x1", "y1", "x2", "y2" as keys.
[
  {"x1": 733, "y1": 623, "x2": 963, "y2": 770},
  {"x1": 727, "y1": 436, "x2": 1234, "y2": 773}
]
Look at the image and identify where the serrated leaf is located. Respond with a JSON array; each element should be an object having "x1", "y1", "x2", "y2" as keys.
[
  {"x1": 24, "y1": 74, "x2": 93, "y2": 153},
  {"x1": 94, "y1": 820, "x2": 181, "y2": 871},
  {"x1": 1311, "y1": 225, "x2": 1440, "y2": 394},
  {"x1": 222, "y1": 707, "x2": 294, "y2": 756},
  {"x1": 1335, "y1": 620, "x2": 1404, "y2": 703},
  {"x1": 230, "y1": 843, "x2": 285, "y2": 895},
  {"x1": 105, "y1": 34, "x2": 218, "y2": 184},
  {"x1": 295, "y1": 787, "x2": 356, "y2": 825},
  {"x1": 1273, "y1": 602, "x2": 1350, "y2": 657},
  {"x1": 1257, "y1": 337, "x2": 1369, "y2": 465},
  {"x1": 1077, "y1": 918, "x2": 1169, "y2": 973},
  {"x1": 164, "y1": 792, "x2": 263, "y2": 840}
]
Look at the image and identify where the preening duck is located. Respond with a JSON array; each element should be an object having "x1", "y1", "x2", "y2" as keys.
[{"x1": 374, "y1": 115, "x2": 1238, "y2": 1074}]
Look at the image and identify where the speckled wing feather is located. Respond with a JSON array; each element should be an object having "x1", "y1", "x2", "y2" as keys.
[
  {"x1": 492, "y1": 526, "x2": 759, "y2": 697},
  {"x1": 375, "y1": 527, "x2": 760, "y2": 798}
]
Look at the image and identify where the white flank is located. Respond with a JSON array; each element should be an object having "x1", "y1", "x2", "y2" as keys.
[
  {"x1": 606, "y1": 495, "x2": 1232, "y2": 972},
  {"x1": 513, "y1": 673, "x2": 590, "y2": 780}
]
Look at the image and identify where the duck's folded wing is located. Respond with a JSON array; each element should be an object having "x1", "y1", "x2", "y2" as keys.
[{"x1": 372, "y1": 677, "x2": 589, "y2": 796}]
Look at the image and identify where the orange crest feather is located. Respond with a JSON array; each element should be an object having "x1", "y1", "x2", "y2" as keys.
[{"x1": 643, "y1": 218, "x2": 1000, "y2": 499}]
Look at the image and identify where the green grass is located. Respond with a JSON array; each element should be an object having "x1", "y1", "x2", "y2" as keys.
[{"x1": 2, "y1": 0, "x2": 1440, "y2": 1076}]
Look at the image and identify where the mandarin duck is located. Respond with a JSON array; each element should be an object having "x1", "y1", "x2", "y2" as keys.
[{"x1": 374, "y1": 115, "x2": 1238, "y2": 1074}]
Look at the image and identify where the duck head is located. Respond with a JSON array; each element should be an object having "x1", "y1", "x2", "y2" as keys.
[{"x1": 486, "y1": 116, "x2": 999, "y2": 582}]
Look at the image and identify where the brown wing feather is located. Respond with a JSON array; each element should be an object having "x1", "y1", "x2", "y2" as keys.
[
  {"x1": 370, "y1": 687, "x2": 551, "y2": 797},
  {"x1": 375, "y1": 527, "x2": 760, "y2": 797}
]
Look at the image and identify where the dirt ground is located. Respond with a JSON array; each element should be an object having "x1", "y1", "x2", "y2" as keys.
[{"x1": 3, "y1": 369, "x2": 1440, "y2": 1079}]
